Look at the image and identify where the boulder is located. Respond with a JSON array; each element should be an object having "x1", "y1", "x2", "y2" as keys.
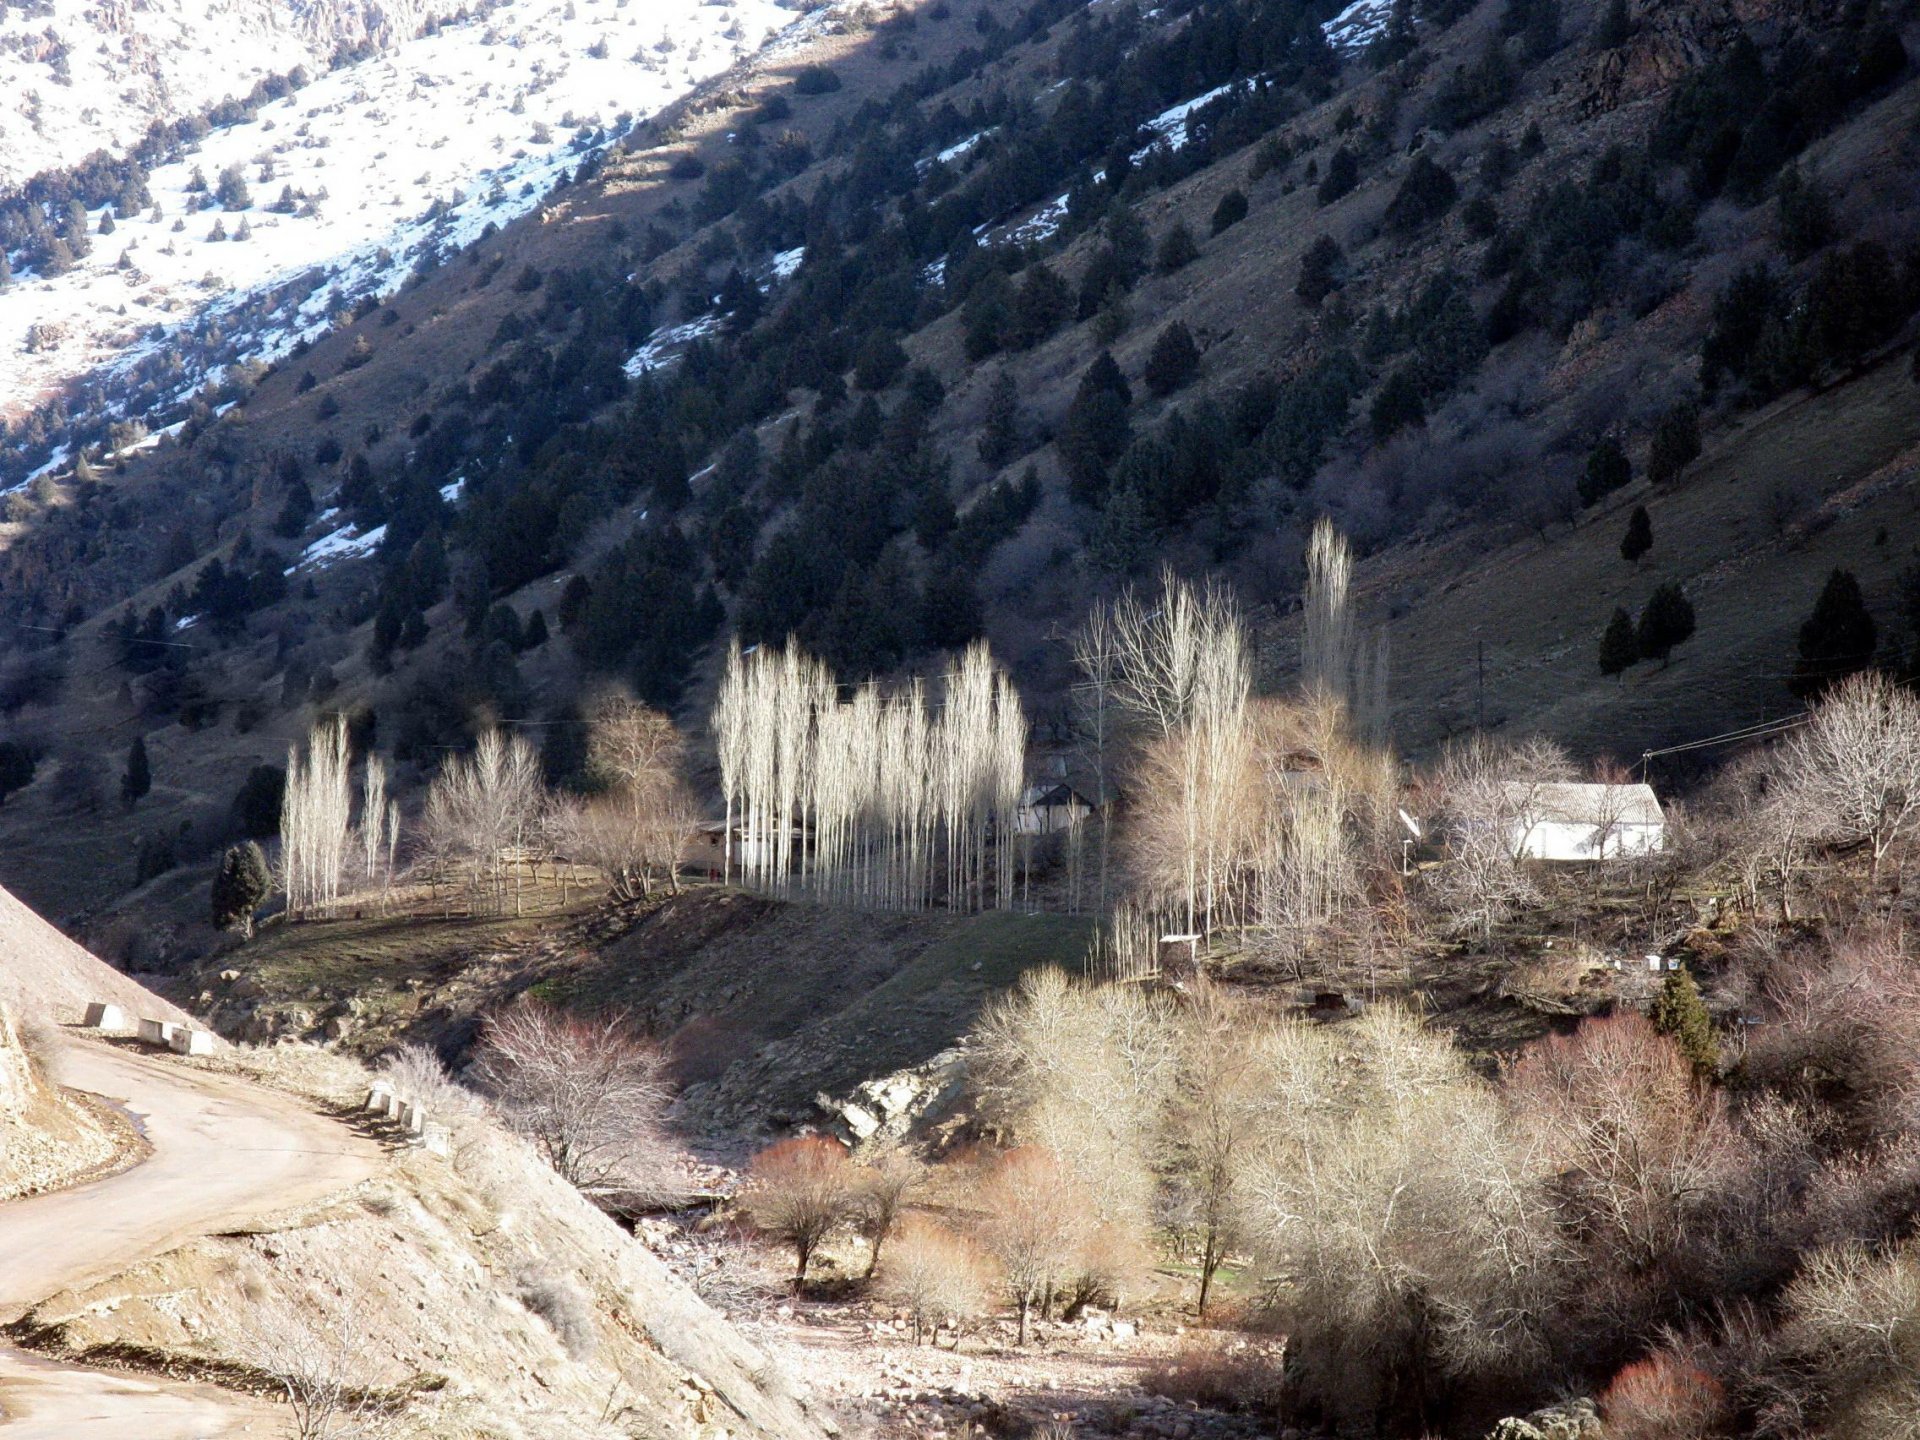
[{"x1": 1487, "y1": 1398, "x2": 1602, "y2": 1440}]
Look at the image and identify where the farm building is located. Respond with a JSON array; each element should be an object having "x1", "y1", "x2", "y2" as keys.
[
  {"x1": 1502, "y1": 781, "x2": 1666, "y2": 861},
  {"x1": 1012, "y1": 783, "x2": 1097, "y2": 835}
]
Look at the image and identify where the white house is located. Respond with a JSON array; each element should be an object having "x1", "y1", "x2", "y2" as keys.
[{"x1": 1502, "y1": 781, "x2": 1665, "y2": 861}]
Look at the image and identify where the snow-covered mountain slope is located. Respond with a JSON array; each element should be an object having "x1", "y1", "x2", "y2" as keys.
[
  {"x1": 0, "y1": 0, "x2": 477, "y2": 193},
  {"x1": 0, "y1": 0, "x2": 807, "y2": 475}
]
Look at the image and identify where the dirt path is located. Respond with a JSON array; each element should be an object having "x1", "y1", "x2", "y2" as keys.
[{"x1": 0, "y1": 1038, "x2": 380, "y2": 1437}]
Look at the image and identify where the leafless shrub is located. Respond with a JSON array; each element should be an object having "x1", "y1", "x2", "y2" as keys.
[
  {"x1": 1738, "y1": 929, "x2": 1920, "y2": 1152},
  {"x1": 1141, "y1": 1336, "x2": 1287, "y2": 1415},
  {"x1": 974, "y1": 1146, "x2": 1097, "y2": 1344},
  {"x1": 879, "y1": 1216, "x2": 994, "y2": 1342},
  {"x1": 225, "y1": 1274, "x2": 403, "y2": 1440},
  {"x1": 683, "y1": 1233, "x2": 787, "y2": 1316},
  {"x1": 469, "y1": 999, "x2": 685, "y2": 1207},
  {"x1": 377, "y1": 1044, "x2": 484, "y2": 1119},
  {"x1": 739, "y1": 1135, "x2": 859, "y2": 1290},
  {"x1": 1598, "y1": 1351, "x2": 1730, "y2": 1440},
  {"x1": 517, "y1": 1265, "x2": 599, "y2": 1360},
  {"x1": 1772, "y1": 1239, "x2": 1920, "y2": 1439}
]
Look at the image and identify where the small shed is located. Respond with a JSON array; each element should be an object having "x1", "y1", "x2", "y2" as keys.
[
  {"x1": 1503, "y1": 781, "x2": 1665, "y2": 861},
  {"x1": 1013, "y1": 782, "x2": 1096, "y2": 836}
]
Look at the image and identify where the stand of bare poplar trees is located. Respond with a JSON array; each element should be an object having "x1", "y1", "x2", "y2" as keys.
[
  {"x1": 281, "y1": 717, "x2": 404, "y2": 920},
  {"x1": 713, "y1": 640, "x2": 1026, "y2": 912},
  {"x1": 1076, "y1": 559, "x2": 1396, "y2": 974}
]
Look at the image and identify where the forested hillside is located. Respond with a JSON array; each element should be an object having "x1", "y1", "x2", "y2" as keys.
[{"x1": 0, "y1": 0, "x2": 1915, "y2": 919}]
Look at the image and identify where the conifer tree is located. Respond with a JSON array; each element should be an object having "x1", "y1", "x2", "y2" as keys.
[
  {"x1": 211, "y1": 841, "x2": 272, "y2": 938},
  {"x1": 1599, "y1": 607, "x2": 1638, "y2": 677},
  {"x1": 1620, "y1": 505, "x2": 1652, "y2": 563},
  {"x1": 1210, "y1": 188, "x2": 1249, "y2": 235},
  {"x1": 1636, "y1": 582, "x2": 1696, "y2": 664},
  {"x1": 1156, "y1": 221, "x2": 1200, "y2": 274},
  {"x1": 1791, "y1": 567, "x2": 1877, "y2": 699},
  {"x1": 1651, "y1": 964, "x2": 1718, "y2": 1079},
  {"x1": 1647, "y1": 401, "x2": 1701, "y2": 484},
  {"x1": 1144, "y1": 322, "x2": 1201, "y2": 397},
  {"x1": 1580, "y1": 436, "x2": 1631, "y2": 505},
  {"x1": 978, "y1": 369, "x2": 1022, "y2": 468},
  {"x1": 121, "y1": 735, "x2": 151, "y2": 806}
]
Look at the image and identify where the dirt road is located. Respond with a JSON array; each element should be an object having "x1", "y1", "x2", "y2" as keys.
[{"x1": 0, "y1": 1038, "x2": 378, "y2": 1437}]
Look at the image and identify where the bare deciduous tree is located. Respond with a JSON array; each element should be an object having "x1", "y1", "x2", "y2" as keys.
[
  {"x1": 1427, "y1": 733, "x2": 1574, "y2": 940},
  {"x1": 740, "y1": 1135, "x2": 859, "y2": 1291},
  {"x1": 469, "y1": 1000, "x2": 684, "y2": 1206},
  {"x1": 880, "y1": 1216, "x2": 994, "y2": 1344},
  {"x1": 974, "y1": 1146, "x2": 1097, "y2": 1345},
  {"x1": 420, "y1": 728, "x2": 546, "y2": 914},
  {"x1": 1778, "y1": 671, "x2": 1920, "y2": 881},
  {"x1": 226, "y1": 1273, "x2": 402, "y2": 1439},
  {"x1": 854, "y1": 1143, "x2": 924, "y2": 1280},
  {"x1": 713, "y1": 640, "x2": 1024, "y2": 911},
  {"x1": 281, "y1": 715, "x2": 352, "y2": 919},
  {"x1": 972, "y1": 966, "x2": 1176, "y2": 1236}
]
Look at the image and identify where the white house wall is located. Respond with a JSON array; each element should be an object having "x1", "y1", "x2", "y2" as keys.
[{"x1": 1510, "y1": 819, "x2": 1664, "y2": 862}]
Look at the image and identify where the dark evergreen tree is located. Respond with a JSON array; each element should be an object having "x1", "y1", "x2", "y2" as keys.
[
  {"x1": 1636, "y1": 582, "x2": 1696, "y2": 664},
  {"x1": 1580, "y1": 436, "x2": 1632, "y2": 505},
  {"x1": 1620, "y1": 505, "x2": 1652, "y2": 564},
  {"x1": 1317, "y1": 146, "x2": 1360, "y2": 205},
  {"x1": 1383, "y1": 154, "x2": 1457, "y2": 234},
  {"x1": 1599, "y1": 607, "x2": 1638, "y2": 676},
  {"x1": 1650, "y1": 964, "x2": 1719, "y2": 1079},
  {"x1": 1155, "y1": 221, "x2": 1199, "y2": 274},
  {"x1": 1058, "y1": 351, "x2": 1133, "y2": 503},
  {"x1": 1144, "y1": 322, "x2": 1201, "y2": 397},
  {"x1": 1296, "y1": 236, "x2": 1346, "y2": 305},
  {"x1": 1010, "y1": 264, "x2": 1072, "y2": 349},
  {"x1": 121, "y1": 734, "x2": 151, "y2": 806},
  {"x1": 1370, "y1": 366, "x2": 1426, "y2": 440},
  {"x1": 1647, "y1": 401, "x2": 1701, "y2": 484},
  {"x1": 978, "y1": 369, "x2": 1023, "y2": 468},
  {"x1": 211, "y1": 841, "x2": 272, "y2": 938},
  {"x1": 1209, "y1": 188, "x2": 1249, "y2": 235},
  {"x1": 852, "y1": 331, "x2": 908, "y2": 391},
  {"x1": 1593, "y1": 0, "x2": 1631, "y2": 49},
  {"x1": 230, "y1": 764, "x2": 285, "y2": 838},
  {"x1": 1791, "y1": 567, "x2": 1877, "y2": 698},
  {"x1": 215, "y1": 163, "x2": 252, "y2": 211}
]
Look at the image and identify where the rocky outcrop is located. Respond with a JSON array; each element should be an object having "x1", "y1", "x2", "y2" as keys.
[
  {"x1": 815, "y1": 1048, "x2": 968, "y2": 1151},
  {"x1": 1487, "y1": 1398, "x2": 1602, "y2": 1440}
]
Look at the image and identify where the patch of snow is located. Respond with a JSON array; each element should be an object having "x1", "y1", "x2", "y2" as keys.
[
  {"x1": 174, "y1": 613, "x2": 199, "y2": 630},
  {"x1": 287, "y1": 520, "x2": 387, "y2": 573},
  {"x1": 622, "y1": 312, "x2": 724, "y2": 376},
  {"x1": 768, "y1": 246, "x2": 806, "y2": 281},
  {"x1": 917, "y1": 128, "x2": 991, "y2": 175},
  {"x1": 440, "y1": 476, "x2": 466, "y2": 504},
  {"x1": 1322, "y1": 0, "x2": 1396, "y2": 51},
  {"x1": 1131, "y1": 81, "x2": 1242, "y2": 161},
  {"x1": 1, "y1": 0, "x2": 812, "y2": 475}
]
